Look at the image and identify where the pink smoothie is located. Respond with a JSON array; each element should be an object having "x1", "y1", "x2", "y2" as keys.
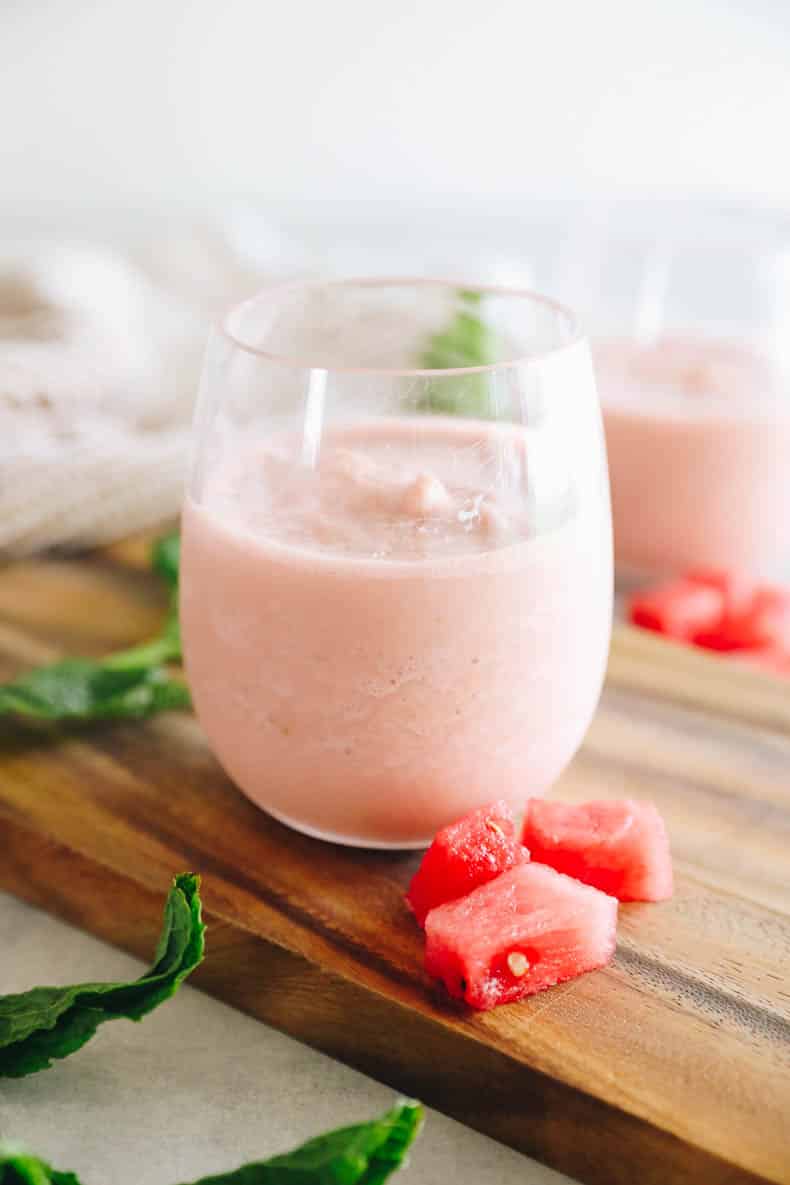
[
  {"x1": 595, "y1": 335, "x2": 790, "y2": 579},
  {"x1": 181, "y1": 418, "x2": 611, "y2": 847}
]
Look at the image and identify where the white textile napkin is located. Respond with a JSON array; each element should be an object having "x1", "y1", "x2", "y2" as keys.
[{"x1": 0, "y1": 227, "x2": 269, "y2": 554}]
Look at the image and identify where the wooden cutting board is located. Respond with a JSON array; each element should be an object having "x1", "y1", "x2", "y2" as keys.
[{"x1": 1, "y1": 539, "x2": 789, "y2": 1185}]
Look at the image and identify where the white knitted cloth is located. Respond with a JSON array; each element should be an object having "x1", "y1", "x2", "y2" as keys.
[{"x1": 0, "y1": 226, "x2": 273, "y2": 554}]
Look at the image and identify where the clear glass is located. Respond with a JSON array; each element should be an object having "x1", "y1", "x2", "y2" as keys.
[
  {"x1": 556, "y1": 204, "x2": 790, "y2": 581},
  {"x1": 181, "y1": 278, "x2": 612, "y2": 848}
]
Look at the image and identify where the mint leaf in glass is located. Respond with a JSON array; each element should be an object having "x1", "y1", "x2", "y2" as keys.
[{"x1": 418, "y1": 290, "x2": 497, "y2": 417}]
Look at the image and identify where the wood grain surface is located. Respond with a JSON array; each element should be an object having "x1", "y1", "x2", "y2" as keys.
[{"x1": 0, "y1": 541, "x2": 788, "y2": 1185}]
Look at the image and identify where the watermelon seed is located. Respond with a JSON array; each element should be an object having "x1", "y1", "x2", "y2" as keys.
[
  {"x1": 507, "y1": 951, "x2": 530, "y2": 978},
  {"x1": 486, "y1": 820, "x2": 504, "y2": 838}
]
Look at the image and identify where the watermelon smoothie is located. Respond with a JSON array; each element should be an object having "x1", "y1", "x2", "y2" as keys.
[
  {"x1": 181, "y1": 417, "x2": 612, "y2": 847},
  {"x1": 595, "y1": 335, "x2": 790, "y2": 579}
]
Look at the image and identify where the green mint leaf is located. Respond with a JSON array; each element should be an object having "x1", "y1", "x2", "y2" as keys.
[
  {"x1": 417, "y1": 290, "x2": 497, "y2": 418},
  {"x1": 0, "y1": 873, "x2": 205, "y2": 1078},
  {"x1": 149, "y1": 531, "x2": 183, "y2": 660},
  {"x1": 0, "y1": 1102, "x2": 422, "y2": 1185},
  {"x1": 151, "y1": 532, "x2": 181, "y2": 593},
  {"x1": 0, "y1": 1144, "x2": 81, "y2": 1185},
  {"x1": 0, "y1": 531, "x2": 187, "y2": 722},
  {"x1": 0, "y1": 660, "x2": 189, "y2": 720},
  {"x1": 179, "y1": 1100, "x2": 424, "y2": 1185}
]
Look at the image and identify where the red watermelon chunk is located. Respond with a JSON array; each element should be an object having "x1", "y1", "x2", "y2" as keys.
[
  {"x1": 630, "y1": 569, "x2": 790, "y2": 667},
  {"x1": 629, "y1": 579, "x2": 724, "y2": 642},
  {"x1": 424, "y1": 862, "x2": 617, "y2": 1010},
  {"x1": 521, "y1": 798, "x2": 673, "y2": 902},
  {"x1": 406, "y1": 800, "x2": 529, "y2": 927},
  {"x1": 694, "y1": 585, "x2": 790, "y2": 653},
  {"x1": 685, "y1": 567, "x2": 754, "y2": 617}
]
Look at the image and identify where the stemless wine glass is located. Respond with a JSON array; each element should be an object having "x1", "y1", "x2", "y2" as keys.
[
  {"x1": 555, "y1": 203, "x2": 790, "y2": 581},
  {"x1": 180, "y1": 278, "x2": 612, "y2": 848}
]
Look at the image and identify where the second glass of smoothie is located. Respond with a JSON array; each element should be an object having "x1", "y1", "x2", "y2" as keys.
[
  {"x1": 181, "y1": 279, "x2": 612, "y2": 847},
  {"x1": 562, "y1": 211, "x2": 790, "y2": 581}
]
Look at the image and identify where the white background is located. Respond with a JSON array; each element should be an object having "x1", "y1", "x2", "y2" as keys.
[{"x1": 1, "y1": 0, "x2": 789, "y2": 212}]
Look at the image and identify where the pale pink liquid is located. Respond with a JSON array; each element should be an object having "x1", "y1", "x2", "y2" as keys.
[
  {"x1": 181, "y1": 418, "x2": 611, "y2": 847},
  {"x1": 596, "y1": 335, "x2": 790, "y2": 579}
]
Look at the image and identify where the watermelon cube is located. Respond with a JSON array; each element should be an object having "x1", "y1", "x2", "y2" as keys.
[
  {"x1": 406, "y1": 800, "x2": 529, "y2": 928},
  {"x1": 684, "y1": 568, "x2": 754, "y2": 617},
  {"x1": 424, "y1": 862, "x2": 617, "y2": 1010},
  {"x1": 521, "y1": 798, "x2": 673, "y2": 902},
  {"x1": 629, "y1": 579, "x2": 724, "y2": 642},
  {"x1": 694, "y1": 585, "x2": 790, "y2": 653}
]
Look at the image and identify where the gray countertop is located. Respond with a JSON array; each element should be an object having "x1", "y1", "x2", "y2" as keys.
[{"x1": 0, "y1": 892, "x2": 573, "y2": 1185}]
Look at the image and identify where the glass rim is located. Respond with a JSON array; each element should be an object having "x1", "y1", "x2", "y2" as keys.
[{"x1": 218, "y1": 275, "x2": 583, "y2": 376}]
